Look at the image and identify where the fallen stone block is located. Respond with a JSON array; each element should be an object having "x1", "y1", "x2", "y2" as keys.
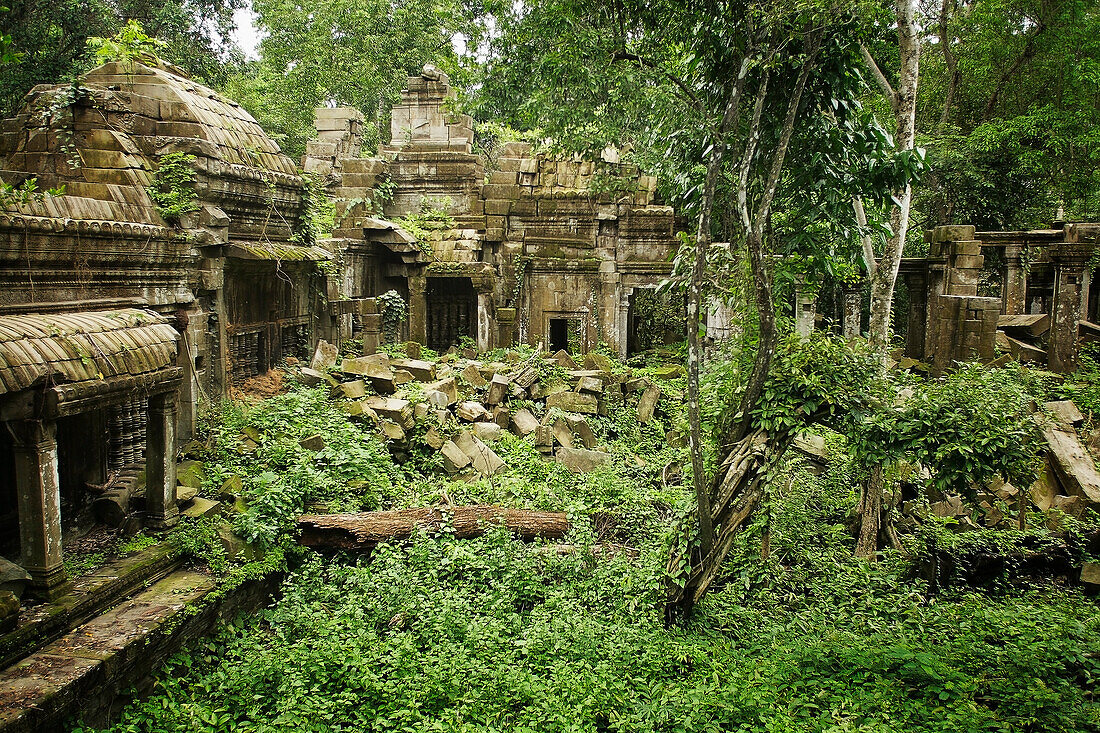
[
  {"x1": 393, "y1": 369, "x2": 415, "y2": 387},
  {"x1": 425, "y1": 377, "x2": 459, "y2": 406},
  {"x1": 299, "y1": 434, "x2": 325, "y2": 451},
  {"x1": 182, "y1": 497, "x2": 222, "y2": 519},
  {"x1": 551, "y1": 419, "x2": 574, "y2": 449},
  {"x1": 531, "y1": 382, "x2": 568, "y2": 400},
  {"x1": 1042, "y1": 423, "x2": 1100, "y2": 507},
  {"x1": 379, "y1": 420, "x2": 406, "y2": 441},
  {"x1": 404, "y1": 341, "x2": 422, "y2": 359},
  {"x1": 486, "y1": 374, "x2": 510, "y2": 405},
  {"x1": 176, "y1": 460, "x2": 204, "y2": 489},
  {"x1": 462, "y1": 363, "x2": 488, "y2": 388},
  {"x1": 1030, "y1": 461, "x2": 1059, "y2": 511},
  {"x1": 1045, "y1": 400, "x2": 1084, "y2": 427},
  {"x1": 456, "y1": 401, "x2": 491, "y2": 422},
  {"x1": 565, "y1": 415, "x2": 597, "y2": 450},
  {"x1": 310, "y1": 339, "x2": 339, "y2": 370},
  {"x1": 512, "y1": 408, "x2": 539, "y2": 436},
  {"x1": 441, "y1": 440, "x2": 471, "y2": 474},
  {"x1": 583, "y1": 352, "x2": 614, "y2": 373},
  {"x1": 637, "y1": 385, "x2": 661, "y2": 423},
  {"x1": 341, "y1": 354, "x2": 390, "y2": 376},
  {"x1": 413, "y1": 402, "x2": 430, "y2": 421},
  {"x1": 0, "y1": 590, "x2": 18, "y2": 633},
  {"x1": 391, "y1": 358, "x2": 435, "y2": 381},
  {"x1": 297, "y1": 367, "x2": 327, "y2": 387},
  {"x1": 513, "y1": 365, "x2": 540, "y2": 389},
  {"x1": 364, "y1": 396, "x2": 415, "y2": 429},
  {"x1": 340, "y1": 379, "x2": 368, "y2": 399},
  {"x1": 1082, "y1": 562, "x2": 1100, "y2": 586},
  {"x1": 553, "y1": 349, "x2": 578, "y2": 368},
  {"x1": 575, "y1": 375, "x2": 603, "y2": 394},
  {"x1": 474, "y1": 422, "x2": 503, "y2": 442},
  {"x1": 546, "y1": 391, "x2": 598, "y2": 414},
  {"x1": 454, "y1": 431, "x2": 505, "y2": 475},
  {"x1": 0, "y1": 556, "x2": 31, "y2": 597},
  {"x1": 424, "y1": 426, "x2": 445, "y2": 450},
  {"x1": 653, "y1": 365, "x2": 685, "y2": 380},
  {"x1": 176, "y1": 485, "x2": 199, "y2": 504},
  {"x1": 556, "y1": 446, "x2": 614, "y2": 473}
]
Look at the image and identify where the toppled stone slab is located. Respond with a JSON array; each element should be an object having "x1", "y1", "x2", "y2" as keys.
[
  {"x1": 462, "y1": 363, "x2": 488, "y2": 388},
  {"x1": 473, "y1": 422, "x2": 502, "y2": 442},
  {"x1": 310, "y1": 339, "x2": 339, "y2": 370},
  {"x1": 556, "y1": 447, "x2": 614, "y2": 473},
  {"x1": 379, "y1": 420, "x2": 406, "y2": 441},
  {"x1": 486, "y1": 374, "x2": 510, "y2": 405},
  {"x1": 584, "y1": 352, "x2": 614, "y2": 372},
  {"x1": 552, "y1": 350, "x2": 578, "y2": 368},
  {"x1": 297, "y1": 367, "x2": 328, "y2": 387},
  {"x1": 441, "y1": 440, "x2": 471, "y2": 474},
  {"x1": 1045, "y1": 400, "x2": 1084, "y2": 427},
  {"x1": 299, "y1": 434, "x2": 325, "y2": 451},
  {"x1": 424, "y1": 377, "x2": 459, "y2": 406},
  {"x1": 1042, "y1": 423, "x2": 1100, "y2": 507},
  {"x1": 390, "y1": 358, "x2": 435, "y2": 381},
  {"x1": 565, "y1": 415, "x2": 597, "y2": 450},
  {"x1": 454, "y1": 431, "x2": 505, "y2": 475},
  {"x1": 182, "y1": 497, "x2": 222, "y2": 519},
  {"x1": 511, "y1": 409, "x2": 539, "y2": 436},
  {"x1": 637, "y1": 385, "x2": 661, "y2": 423},
  {"x1": 456, "y1": 401, "x2": 491, "y2": 422},
  {"x1": 176, "y1": 485, "x2": 199, "y2": 504},
  {"x1": 575, "y1": 375, "x2": 603, "y2": 394},
  {"x1": 550, "y1": 419, "x2": 574, "y2": 449},
  {"x1": 1082, "y1": 562, "x2": 1100, "y2": 586},
  {"x1": 340, "y1": 379, "x2": 368, "y2": 399},
  {"x1": 546, "y1": 391, "x2": 598, "y2": 414},
  {"x1": 0, "y1": 559, "x2": 30, "y2": 598},
  {"x1": 364, "y1": 397, "x2": 414, "y2": 429}
]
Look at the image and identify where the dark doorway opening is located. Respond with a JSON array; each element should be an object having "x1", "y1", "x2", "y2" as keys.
[
  {"x1": 0, "y1": 426, "x2": 17, "y2": 558},
  {"x1": 426, "y1": 278, "x2": 476, "y2": 352},
  {"x1": 549, "y1": 318, "x2": 569, "y2": 353}
]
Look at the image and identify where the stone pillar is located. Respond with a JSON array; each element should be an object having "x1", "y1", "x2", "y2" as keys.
[
  {"x1": 359, "y1": 298, "x2": 381, "y2": 355},
  {"x1": 408, "y1": 275, "x2": 428, "y2": 346},
  {"x1": 1002, "y1": 244, "x2": 1028, "y2": 316},
  {"x1": 617, "y1": 288, "x2": 631, "y2": 359},
  {"x1": 7, "y1": 420, "x2": 69, "y2": 600},
  {"x1": 496, "y1": 307, "x2": 516, "y2": 348},
  {"x1": 476, "y1": 292, "x2": 492, "y2": 352},
  {"x1": 1048, "y1": 236, "x2": 1094, "y2": 372},
  {"x1": 902, "y1": 268, "x2": 928, "y2": 360},
  {"x1": 842, "y1": 282, "x2": 862, "y2": 339},
  {"x1": 145, "y1": 392, "x2": 179, "y2": 531},
  {"x1": 794, "y1": 278, "x2": 816, "y2": 339}
]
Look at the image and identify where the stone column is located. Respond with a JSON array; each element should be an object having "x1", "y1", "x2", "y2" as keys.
[
  {"x1": 8, "y1": 420, "x2": 69, "y2": 600},
  {"x1": 794, "y1": 278, "x2": 816, "y2": 339},
  {"x1": 901, "y1": 268, "x2": 928, "y2": 360},
  {"x1": 496, "y1": 307, "x2": 516, "y2": 348},
  {"x1": 359, "y1": 298, "x2": 381, "y2": 355},
  {"x1": 476, "y1": 292, "x2": 492, "y2": 352},
  {"x1": 1048, "y1": 238, "x2": 1094, "y2": 372},
  {"x1": 145, "y1": 392, "x2": 179, "y2": 531},
  {"x1": 1002, "y1": 244, "x2": 1028, "y2": 316},
  {"x1": 842, "y1": 282, "x2": 862, "y2": 339},
  {"x1": 407, "y1": 274, "x2": 428, "y2": 346},
  {"x1": 617, "y1": 288, "x2": 631, "y2": 358}
]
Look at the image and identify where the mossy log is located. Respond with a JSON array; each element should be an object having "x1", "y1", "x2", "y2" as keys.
[{"x1": 297, "y1": 506, "x2": 571, "y2": 549}]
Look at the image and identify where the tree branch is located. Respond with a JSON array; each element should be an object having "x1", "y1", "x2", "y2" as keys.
[
  {"x1": 983, "y1": 22, "x2": 1046, "y2": 119},
  {"x1": 609, "y1": 49, "x2": 706, "y2": 117},
  {"x1": 860, "y1": 43, "x2": 897, "y2": 112},
  {"x1": 852, "y1": 196, "x2": 877, "y2": 279}
]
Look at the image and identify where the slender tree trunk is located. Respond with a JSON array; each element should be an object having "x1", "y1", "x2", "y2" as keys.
[
  {"x1": 686, "y1": 60, "x2": 750, "y2": 556},
  {"x1": 866, "y1": 0, "x2": 921, "y2": 350},
  {"x1": 855, "y1": 464, "x2": 884, "y2": 558}
]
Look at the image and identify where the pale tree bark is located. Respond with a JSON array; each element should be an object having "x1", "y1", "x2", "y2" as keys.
[
  {"x1": 864, "y1": 0, "x2": 921, "y2": 351},
  {"x1": 857, "y1": 0, "x2": 921, "y2": 559},
  {"x1": 668, "y1": 38, "x2": 821, "y2": 620},
  {"x1": 687, "y1": 59, "x2": 751, "y2": 557}
]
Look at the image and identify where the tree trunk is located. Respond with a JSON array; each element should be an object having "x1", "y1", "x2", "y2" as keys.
[
  {"x1": 666, "y1": 429, "x2": 795, "y2": 621},
  {"x1": 866, "y1": 0, "x2": 921, "y2": 350},
  {"x1": 855, "y1": 464, "x2": 884, "y2": 558},
  {"x1": 297, "y1": 506, "x2": 570, "y2": 549}
]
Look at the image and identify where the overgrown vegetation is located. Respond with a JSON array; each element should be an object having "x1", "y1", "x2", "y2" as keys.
[{"x1": 147, "y1": 152, "x2": 199, "y2": 224}]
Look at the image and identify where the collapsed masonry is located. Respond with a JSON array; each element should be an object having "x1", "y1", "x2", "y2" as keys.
[
  {"x1": 0, "y1": 59, "x2": 1097, "y2": 603},
  {"x1": 0, "y1": 62, "x2": 682, "y2": 600}
]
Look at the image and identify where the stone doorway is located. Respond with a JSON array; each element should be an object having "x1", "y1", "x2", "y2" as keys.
[
  {"x1": 426, "y1": 277, "x2": 477, "y2": 352},
  {"x1": 548, "y1": 317, "x2": 584, "y2": 354}
]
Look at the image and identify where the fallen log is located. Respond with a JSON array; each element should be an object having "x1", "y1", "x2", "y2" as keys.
[{"x1": 297, "y1": 505, "x2": 570, "y2": 549}]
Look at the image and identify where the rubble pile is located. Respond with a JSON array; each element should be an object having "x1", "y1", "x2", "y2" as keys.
[{"x1": 292, "y1": 340, "x2": 674, "y2": 477}]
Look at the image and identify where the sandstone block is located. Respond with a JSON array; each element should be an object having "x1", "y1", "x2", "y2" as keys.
[
  {"x1": 512, "y1": 408, "x2": 539, "y2": 436},
  {"x1": 441, "y1": 440, "x2": 471, "y2": 474},
  {"x1": 637, "y1": 385, "x2": 661, "y2": 424},
  {"x1": 299, "y1": 434, "x2": 325, "y2": 451},
  {"x1": 486, "y1": 374, "x2": 510, "y2": 405},
  {"x1": 0, "y1": 557, "x2": 31, "y2": 597},
  {"x1": 457, "y1": 401, "x2": 491, "y2": 422},
  {"x1": 454, "y1": 431, "x2": 505, "y2": 475},
  {"x1": 474, "y1": 422, "x2": 503, "y2": 441},
  {"x1": 340, "y1": 380, "x2": 368, "y2": 399},
  {"x1": 556, "y1": 447, "x2": 613, "y2": 473},
  {"x1": 575, "y1": 376, "x2": 603, "y2": 394},
  {"x1": 462, "y1": 363, "x2": 488, "y2": 388},
  {"x1": 553, "y1": 350, "x2": 578, "y2": 368},
  {"x1": 546, "y1": 391, "x2": 598, "y2": 414},
  {"x1": 364, "y1": 397, "x2": 415, "y2": 429},
  {"x1": 391, "y1": 358, "x2": 435, "y2": 381},
  {"x1": 310, "y1": 339, "x2": 339, "y2": 370}
]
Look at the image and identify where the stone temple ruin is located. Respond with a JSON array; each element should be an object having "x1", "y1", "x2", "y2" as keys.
[
  {"x1": 0, "y1": 61, "x2": 681, "y2": 602},
  {"x1": 0, "y1": 59, "x2": 1097, "y2": 609}
]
